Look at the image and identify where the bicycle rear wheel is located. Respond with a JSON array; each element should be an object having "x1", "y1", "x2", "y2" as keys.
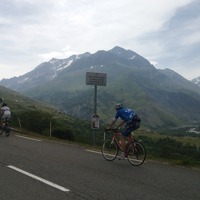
[
  {"x1": 101, "y1": 138, "x2": 118, "y2": 161},
  {"x1": 127, "y1": 141, "x2": 146, "y2": 166},
  {"x1": 5, "y1": 125, "x2": 10, "y2": 137},
  {"x1": 0, "y1": 126, "x2": 3, "y2": 135}
]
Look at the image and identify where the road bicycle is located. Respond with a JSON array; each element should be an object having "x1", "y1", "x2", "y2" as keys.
[
  {"x1": 101, "y1": 129, "x2": 146, "y2": 166},
  {"x1": 0, "y1": 118, "x2": 11, "y2": 137}
]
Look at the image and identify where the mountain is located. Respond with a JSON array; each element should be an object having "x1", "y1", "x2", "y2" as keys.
[
  {"x1": 158, "y1": 68, "x2": 200, "y2": 91},
  {"x1": 192, "y1": 76, "x2": 200, "y2": 87},
  {"x1": 1, "y1": 46, "x2": 200, "y2": 130},
  {"x1": 0, "y1": 52, "x2": 91, "y2": 92}
]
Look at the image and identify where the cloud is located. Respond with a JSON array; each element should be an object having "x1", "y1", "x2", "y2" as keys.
[
  {"x1": 134, "y1": 0, "x2": 200, "y2": 79},
  {"x1": 0, "y1": 0, "x2": 199, "y2": 80},
  {"x1": 180, "y1": 30, "x2": 200, "y2": 46},
  {"x1": 39, "y1": 45, "x2": 78, "y2": 61}
]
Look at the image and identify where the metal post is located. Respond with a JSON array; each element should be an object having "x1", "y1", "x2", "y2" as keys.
[
  {"x1": 93, "y1": 85, "x2": 97, "y2": 145},
  {"x1": 94, "y1": 85, "x2": 97, "y2": 114},
  {"x1": 50, "y1": 121, "x2": 52, "y2": 138},
  {"x1": 18, "y1": 118, "x2": 22, "y2": 129},
  {"x1": 86, "y1": 72, "x2": 107, "y2": 146}
]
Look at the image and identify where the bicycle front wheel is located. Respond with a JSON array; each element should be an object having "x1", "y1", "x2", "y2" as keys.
[
  {"x1": 101, "y1": 138, "x2": 118, "y2": 161},
  {"x1": 127, "y1": 141, "x2": 146, "y2": 166}
]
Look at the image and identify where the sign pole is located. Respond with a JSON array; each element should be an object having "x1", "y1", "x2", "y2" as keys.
[
  {"x1": 94, "y1": 85, "x2": 97, "y2": 114},
  {"x1": 93, "y1": 85, "x2": 97, "y2": 145},
  {"x1": 86, "y1": 72, "x2": 107, "y2": 146},
  {"x1": 93, "y1": 129, "x2": 96, "y2": 146}
]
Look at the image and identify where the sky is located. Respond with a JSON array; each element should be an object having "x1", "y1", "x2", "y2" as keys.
[{"x1": 0, "y1": 0, "x2": 200, "y2": 81}]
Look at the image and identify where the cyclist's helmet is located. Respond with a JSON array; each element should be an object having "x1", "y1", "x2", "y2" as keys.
[{"x1": 115, "y1": 103, "x2": 123, "y2": 111}]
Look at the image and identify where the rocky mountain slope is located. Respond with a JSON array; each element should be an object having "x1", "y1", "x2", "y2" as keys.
[{"x1": 1, "y1": 46, "x2": 200, "y2": 130}]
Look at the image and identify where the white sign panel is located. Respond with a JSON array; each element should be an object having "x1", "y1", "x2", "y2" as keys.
[
  {"x1": 91, "y1": 114, "x2": 100, "y2": 129},
  {"x1": 86, "y1": 72, "x2": 107, "y2": 86}
]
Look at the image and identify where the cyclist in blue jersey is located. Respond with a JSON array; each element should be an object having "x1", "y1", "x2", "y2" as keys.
[{"x1": 108, "y1": 103, "x2": 141, "y2": 159}]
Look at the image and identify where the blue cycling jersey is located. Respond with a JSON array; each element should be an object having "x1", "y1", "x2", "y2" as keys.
[{"x1": 114, "y1": 108, "x2": 135, "y2": 123}]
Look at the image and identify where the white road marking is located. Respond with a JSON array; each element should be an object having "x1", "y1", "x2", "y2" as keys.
[
  {"x1": 7, "y1": 165, "x2": 70, "y2": 192},
  {"x1": 86, "y1": 149, "x2": 101, "y2": 154},
  {"x1": 15, "y1": 135, "x2": 42, "y2": 142}
]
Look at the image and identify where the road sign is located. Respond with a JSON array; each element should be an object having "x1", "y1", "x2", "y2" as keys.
[
  {"x1": 86, "y1": 72, "x2": 107, "y2": 86},
  {"x1": 91, "y1": 114, "x2": 100, "y2": 129}
]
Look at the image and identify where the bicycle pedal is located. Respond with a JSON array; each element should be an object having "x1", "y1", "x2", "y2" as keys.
[{"x1": 118, "y1": 156, "x2": 126, "y2": 160}]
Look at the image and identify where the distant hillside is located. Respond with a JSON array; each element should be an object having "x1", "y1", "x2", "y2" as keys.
[
  {"x1": 0, "y1": 85, "x2": 70, "y2": 124},
  {"x1": 1, "y1": 46, "x2": 200, "y2": 130},
  {"x1": 0, "y1": 85, "x2": 94, "y2": 144}
]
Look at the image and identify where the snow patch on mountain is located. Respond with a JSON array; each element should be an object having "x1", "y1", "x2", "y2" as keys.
[
  {"x1": 192, "y1": 76, "x2": 200, "y2": 86},
  {"x1": 56, "y1": 60, "x2": 73, "y2": 71},
  {"x1": 129, "y1": 55, "x2": 136, "y2": 60},
  {"x1": 18, "y1": 77, "x2": 29, "y2": 84},
  {"x1": 90, "y1": 64, "x2": 104, "y2": 70}
]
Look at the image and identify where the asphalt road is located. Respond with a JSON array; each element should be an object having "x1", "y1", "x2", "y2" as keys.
[{"x1": 0, "y1": 132, "x2": 200, "y2": 200}]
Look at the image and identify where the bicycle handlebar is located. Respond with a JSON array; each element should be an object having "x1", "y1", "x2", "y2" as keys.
[{"x1": 104, "y1": 128, "x2": 120, "y2": 134}]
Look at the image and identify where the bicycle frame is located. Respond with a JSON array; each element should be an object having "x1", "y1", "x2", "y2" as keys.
[
  {"x1": 112, "y1": 132, "x2": 122, "y2": 150},
  {"x1": 104, "y1": 129, "x2": 134, "y2": 151}
]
